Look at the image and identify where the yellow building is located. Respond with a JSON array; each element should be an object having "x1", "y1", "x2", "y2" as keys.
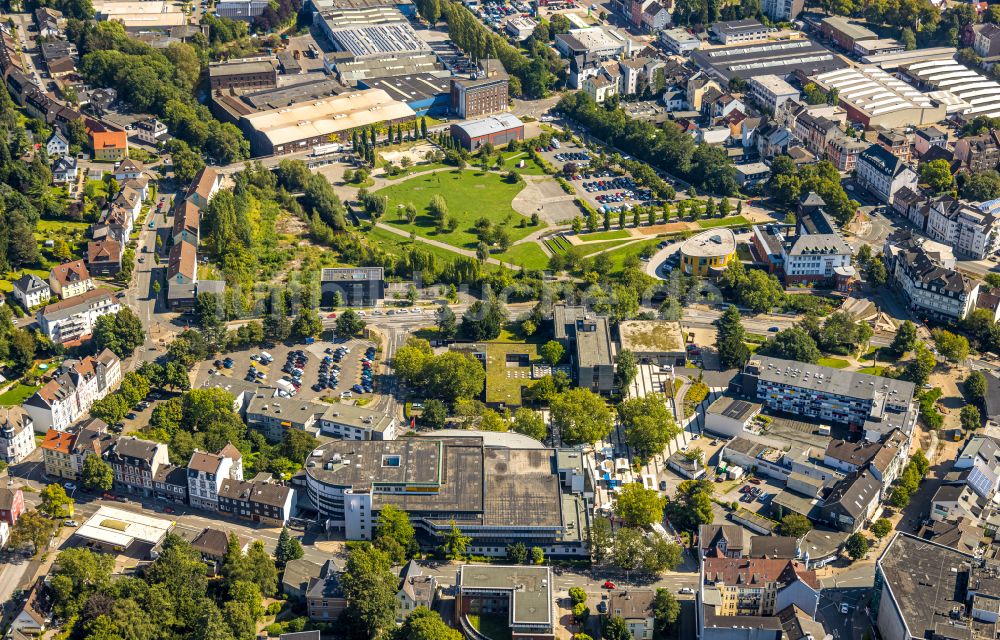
[
  {"x1": 679, "y1": 228, "x2": 737, "y2": 277},
  {"x1": 41, "y1": 429, "x2": 76, "y2": 480}
]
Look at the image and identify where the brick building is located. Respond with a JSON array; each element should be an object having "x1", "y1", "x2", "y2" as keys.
[{"x1": 450, "y1": 59, "x2": 509, "y2": 119}]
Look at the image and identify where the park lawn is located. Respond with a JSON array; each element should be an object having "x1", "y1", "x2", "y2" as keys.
[
  {"x1": 600, "y1": 238, "x2": 661, "y2": 272},
  {"x1": 0, "y1": 383, "x2": 40, "y2": 406},
  {"x1": 496, "y1": 242, "x2": 549, "y2": 270},
  {"x1": 577, "y1": 229, "x2": 630, "y2": 242},
  {"x1": 578, "y1": 238, "x2": 635, "y2": 257},
  {"x1": 857, "y1": 366, "x2": 886, "y2": 376},
  {"x1": 543, "y1": 234, "x2": 572, "y2": 255},
  {"x1": 380, "y1": 170, "x2": 539, "y2": 250},
  {"x1": 383, "y1": 161, "x2": 451, "y2": 180},
  {"x1": 502, "y1": 151, "x2": 547, "y2": 176},
  {"x1": 37, "y1": 219, "x2": 89, "y2": 233},
  {"x1": 817, "y1": 357, "x2": 851, "y2": 369},
  {"x1": 697, "y1": 215, "x2": 750, "y2": 229},
  {"x1": 366, "y1": 225, "x2": 470, "y2": 265}
]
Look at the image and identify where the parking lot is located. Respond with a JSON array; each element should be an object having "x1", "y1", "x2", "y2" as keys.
[
  {"x1": 196, "y1": 337, "x2": 380, "y2": 404},
  {"x1": 535, "y1": 140, "x2": 654, "y2": 214},
  {"x1": 715, "y1": 474, "x2": 786, "y2": 519}
]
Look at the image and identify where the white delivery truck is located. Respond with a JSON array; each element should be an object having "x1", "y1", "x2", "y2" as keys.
[
  {"x1": 276, "y1": 379, "x2": 296, "y2": 396},
  {"x1": 260, "y1": 351, "x2": 274, "y2": 364}
]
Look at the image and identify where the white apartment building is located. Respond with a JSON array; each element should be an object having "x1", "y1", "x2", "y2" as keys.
[
  {"x1": 216, "y1": 0, "x2": 269, "y2": 18},
  {"x1": 926, "y1": 199, "x2": 1000, "y2": 260},
  {"x1": 318, "y1": 404, "x2": 398, "y2": 441},
  {"x1": 747, "y1": 75, "x2": 799, "y2": 115},
  {"x1": 38, "y1": 289, "x2": 121, "y2": 345},
  {"x1": 0, "y1": 408, "x2": 35, "y2": 464},
  {"x1": 49, "y1": 260, "x2": 94, "y2": 300},
  {"x1": 856, "y1": 143, "x2": 918, "y2": 206},
  {"x1": 886, "y1": 239, "x2": 980, "y2": 322},
  {"x1": 187, "y1": 448, "x2": 242, "y2": 511},
  {"x1": 23, "y1": 350, "x2": 122, "y2": 432},
  {"x1": 134, "y1": 118, "x2": 167, "y2": 144}
]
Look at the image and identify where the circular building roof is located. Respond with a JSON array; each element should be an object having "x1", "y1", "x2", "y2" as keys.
[{"x1": 680, "y1": 228, "x2": 737, "y2": 258}]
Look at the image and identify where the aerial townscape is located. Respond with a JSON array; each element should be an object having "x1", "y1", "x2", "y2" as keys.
[{"x1": 12, "y1": 0, "x2": 1000, "y2": 639}]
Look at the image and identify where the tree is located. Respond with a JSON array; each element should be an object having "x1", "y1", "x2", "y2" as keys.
[
  {"x1": 604, "y1": 615, "x2": 631, "y2": 640},
  {"x1": 614, "y1": 482, "x2": 666, "y2": 527},
  {"x1": 932, "y1": 328, "x2": 969, "y2": 362},
  {"x1": 335, "y1": 309, "x2": 366, "y2": 339},
  {"x1": 275, "y1": 527, "x2": 304, "y2": 566},
  {"x1": 439, "y1": 520, "x2": 471, "y2": 559},
  {"x1": 903, "y1": 344, "x2": 937, "y2": 387},
  {"x1": 93, "y1": 307, "x2": 145, "y2": 358},
  {"x1": 615, "y1": 349, "x2": 638, "y2": 389},
  {"x1": 901, "y1": 26, "x2": 916, "y2": 49},
  {"x1": 391, "y1": 607, "x2": 462, "y2": 640},
  {"x1": 966, "y1": 370, "x2": 988, "y2": 407},
  {"x1": 263, "y1": 310, "x2": 291, "y2": 343},
  {"x1": 961, "y1": 170, "x2": 1000, "y2": 201},
  {"x1": 919, "y1": 159, "x2": 954, "y2": 193},
  {"x1": 341, "y1": 545, "x2": 398, "y2": 639},
  {"x1": 81, "y1": 455, "x2": 113, "y2": 491},
  {"x1": 531, "y1": 546, "x2": 545, "y2": 564},
  {"x1": 436, "y1": 305, "x2": 457, "y2": 339},
  {"x1": 760, "y1": 327, "x2": 821, "y2": 363},
  {"x1": 590, "y1": 516, "x2": 613, "y2": 564},
  {"x1": 962, "y1": 405, "x2": 982, "y2": 431},
  {"x1": 618, "y1": 394, "x2": 679, "y2": 461},
  {"x1": 653, "y1": 589, "x2": 680, "y2": 635},
  {"x1": 569, "y1": 587, "x2": 588, "y2": 605},
  {"x1": 540, "y1": 340, "x2": 565, "y2": 366},
  {"x1": 891, "y1": 320, "x2": 918, "y2": 355},
  {"x1": 667, "y1": 479, "x2": 715, "y2": 532},
  {"x1": 374, "y1": 505, "x2": 416, "y2": 565},
  {"x1": 507, "y1": 542, "x2": 528, "y2": 564},
  {"x1": 777, "y1": 514, "x2": 813, "y2": 538},
  {"x1": 292, "y1": 307, "x2": 323, "y2": 339},
  {"x1": 40, "y1": 483, "x2": 74, "y2": 518},
  {"x1": 9, "y1": 510, "x2": 57, "y2": 556},
  {"x1": 461, "y1": 298, "x2": 507, "y2": 341},
  {"x1": 9, "y1": 328, "x2": 35, "y2": 375},
  {"x1": 871, "y1": 518, "x2": 893, "y2": 540},
  {"x1": 551, "y1": 388, "x2": 614, "y2": 445},
  {"x1": 421, "y1": 399, "x2": 448, "y2": 428},
  {"x1": 845, "y1": 533, "x2": 869, "y2": 561},
  {"x1": 717, "y1": 305, "x2": 750, "y2": 369},
  {"x1": 511, "y1": 407, "x2": 546, "y2": 441}
]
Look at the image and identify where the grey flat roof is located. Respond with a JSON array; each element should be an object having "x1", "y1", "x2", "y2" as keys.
[
  {"x1": 691, "y1": 38, "x2": 846, "y2": 81},
  {"x1": 240, "y1": 78, "x2": 347, "y2": 111},
  {"x1": 361, "y1": 73, "x2": 449, "y2": 102},
  {"x1": 460, "y1": 564, "x2": 552, "y2": 625},
  {"x1": 749, "y1": 355, "x2": 916, "y2": 405},
  {"x1": 321, "y1": 266, "x2": 383, "y2": 282},
  {"x1": 455, "y1": 113, "x2": 524, "y2": 138},
  {"x1": 208, "y1": 60, "x2": 275, "y2": 77},
  {"x1": 247, "y1": 395, "x2": 324, "y2": 426},
  {"x1": 708, "y1": 396, "x2": 762, "y2": 421},
  {"x1": 618, "y1": 320, "x2": 685, "y2": 354},
  {"x1": 321, "y1": 403, "x2": 395, "y2": 433}
]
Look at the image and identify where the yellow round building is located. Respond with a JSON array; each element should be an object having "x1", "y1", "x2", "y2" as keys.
[{"x1": 679, "y1": 228, "x2": 737, "y2": 277}]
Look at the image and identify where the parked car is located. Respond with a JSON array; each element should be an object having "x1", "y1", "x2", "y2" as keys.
[
  {"x1": 602, "y1": 581, "x2": 616, "y2": 589},
  {"x1": 63, "y1": 482, "x2": 77, "y2": 491},
  {"x1": 63, "y1": 520, "x2": 79, "y2": 527}
]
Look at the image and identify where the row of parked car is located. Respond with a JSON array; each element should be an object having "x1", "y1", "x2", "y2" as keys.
[{"x1": 554, "y1": 151, "x2": 590, "y2": 162}]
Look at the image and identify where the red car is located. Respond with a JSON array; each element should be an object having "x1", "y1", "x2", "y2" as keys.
[
  {"x1": 603, "y1": 581, "x2": 616, "y2": 590},
  {"x1": 163, "y1": 506, "x2": 175, "y2": 514}
]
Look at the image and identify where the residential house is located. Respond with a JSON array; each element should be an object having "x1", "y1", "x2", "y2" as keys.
[
  {"x1": 607, "y1": 590, "x2": 656, "y2": 640},
  {"x1": 106, "y1": 436, "x2": 170, "y2": 497},
  {"x1": 792, "y1": 111, "x2": 840, "y2": 158},
  {"x1": 51, "y1": 156, "x2": 77, "y2": 186},
  {"x1": 168, "y1": 240, "x2": 197, "y2": 287},
  {"x1": 877, "y1": 129, "x2": 912, "y2": 164},
  {"x1": 885, "y1": 236, "x2": 981, "y2": 321},
  {"x1": 306, "y1": 560, "x2": 348, "y2": 622},
  {"x1": 396, "y1": 560, "x2": 436, "y2": 623},
  {"x1": 86, "y1": 239, "x2": 122, "y2": 277},
  {"x1": 283, "y1": 558, "x2": 325, "y2": 600},
  {"x1": 187, "y1": 447, "x2": 241, "y2": 511},
  {"x1": 191, "y1": 527, "x2": 249, "y2": 573},
  {"x1": 11, "y1": 273, "x2": 50, "y2": 310},
  {"x1": 927, "y1": 199, "x2": 1000, "y2": 260},
  {"x1": 49, "y1": 260, "x2": 94, "y2": 300},
  {"x1": 0, "y1": 486, "x2": 24, "y2": 526},
  {"x1": 975, "y1": 23, "x2": 1000, "y2": 58},
  {"x1": 246, "y1": 395, "x2": 324, "y2": 441},
  {"x1": 317, "y1": 403, "x2": 398, "y2": 441},
  {"x1": 113, "y1": 158, "x2": 143, "y2": 181},
  {"x1": 747, "y1": 75, "x2": 799, "y2": 115},
  {"x1": 172, "y1": 200, "x2": 200, "y2": 247},
  {"x1": 35, "y1": 7, "x2": 63, "y2": 37},
  {"x1": 70, "y1": 420, "x2": 116, "y2": 479},
  {"x1": 825, "y1": 131, "x2": 868, "y2": 172},
  {"x1": 583, "y1": 65, "x2": 619, "y2": 104},
  {"x1": 700, "y1": 556, "x2": 820, "y2": 619},
  {"x1": 46, "y1": 130, "x2": 68, "y2": 157},
  {"x1": 819, "y1": 469, "x2": 881, "y2": 533},
  {"x1": 892, "y1": 186, "x2": 926, "y2": 223},
  {"x1": 218, "y1": 476, "x2": 295, "y2": 525},
  {"x1": 186, "y1": 166, "x2": 222, "y2": 210},
  {"x1": 90, "y1": 128, "x2": 128, "y2": 161},
  {"x1": 37, "y1": 288, "x2": 121, "y2": 345},
  {"x1": 755, "y1": 124, "x2": 791, "y2": 159},
  {"x1": 953, "y1": 130, "x2": 1000, "y2": 172},
  {"x1": 153, "y1": 463, "x2": 190, "y2": 504},
  {"x1": 930, "y1": 483, "x2": 986, "y2": 522},
  {"x1": 112, "y1": 185, "x2": 142, "y2": 222},
  {"x1": 8, "y1": 579, "x2": 48, "y2": 640},
  {"x1": 135, "y1": 118, "x2": 167, "y2": 144},
  {"x1": 0, "y1": 407, "x2": 35, "y2": 464},
  {"x1": 915, "y1": 126, "x2": 947, "y2": 157},
  {"x1": 41, "y1": 429, "x2": 76, "y2": 479},
  {"x1": 686, "y1": 72, "x2": 722, "y2": 112},
  {"x1": 640, "y1": 2, "x2": 670, "y2": 32},
  {"x1": 855, "y1": 143, "x2": 918, "y2": 206}
]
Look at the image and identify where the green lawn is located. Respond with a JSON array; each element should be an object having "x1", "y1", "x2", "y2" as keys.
[
  {"x1": 543, "y1": 235, "x2": 572, "y2": 255},
  {"x1": 0, "y1": 268, "x2": 50, "y2": 293},
  {"x1": 383, "y1": 161, "x2": 451, "y2": 180},
  {"x1": 379, "y1": 170, "x2": 540, "y2": 250},
  {"x1": 37, "y1": 219, "x2": 89, "y2": 233},
  {"x1": 467, "y1": 613, "x2": 513, "y2": 640},
  {"x1": 598, "y1": 239, "x2": 660, "y2": 272},
  {"x1": 578, "y1": 238, "x2": 635, "y2": 257},
  {"x1": 577, "y1": 229, "x2": 631, "y2": 242},
  {"x1": 367, "y1": 225, "x2": 475, "y2": 266},
  {"x1": 501, "y1": 152, "x2": 547, "y2": 176},
  {"x1": 697, "y1": 215, "x2": 750, "y2": 229},
  {"x1": 486, "y1": 342, "x2": 540, "y2": 407},
  {"x1": 0, "y1": 383, "x2": 40, "y2": 406},
  {"x1": 496, "y1": 242, "x2": 549, "y2": 270},
  {"x1": 857, "y1": 366, "x2": 886, "y2": 376},
  {"x1": 817, "y1": 357, "x2": 851, "y2": 369}
]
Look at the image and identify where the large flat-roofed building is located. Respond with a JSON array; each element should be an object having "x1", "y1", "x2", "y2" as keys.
[
  {"x1": 241, "y1": 89, "x2": 414, "y2": 156},
  {"x1": 553, "y1": 304, "x2": 614, "y2": 394},
  {"x1": 555, "y1": 26, "x2": 636, "y2": 58},
  {"x1": 810, "y1": 66, "x2": 944, "y2": 128},
  {"x1": 747, "y1": 74, "x2": 799, "y2": 114},
  {"x1": 451, "y1": 59, "x2": 509, "y2": 119},
  {"x1": 898, "y1": 60, "x2": 1000, "y2": 121},
  {"x1": 690, "y1": 38, "x2": 846, "y2": 86},
  {"x1": 331, "y1": 53, "x2": 443, "y2": 84},
  {"x1": 451, "y1": 113, "x2": 524, "y2": 151},
  {"x1": 456, "y1": 565, "x2": 555, "y2": 639},
  {"x1": 303, "y1": 437, "x2": 591, "y2": 557},
  {"x1": 820, "y1": 16, "x2": 877, "y2": 51},
  {"x1": 74, "y1": 505, "x2": 174, "y2": 558},
  {"x1": 710, "y1": 19, "x2": 777, "y2": 44},
  {"x1": 617, "y1": 320, "x2": 686, "y2": 366},
  {"x1": 317, "y1": 14, "x2": 429, "y2": 60},
  {"x1": 313, "y1": 4, "x2": 401, "y2": 26},
  {"x1": 216, "y1": 0, "x2": 269, "y2": 18},
  {"x1": 320, "y1": 267, "x2": 384, "y2": 307},
  {"x1": 705, "y1": 396, "x2": 763, "y2": 437},
  {"x1": 208, "y1": 59, "x2": 277, "y2": 91},
  {"x1": 873, "y1": 533, "x2": 1000, "y2": 640},
  {"x1": 357, "y1": 73, "x2": 450, "y2": 116},
  {"x1": 738, "y1": 355, "x2": 918, "y2": 443},
  {"x1": 92, "y1": 0, "x2": 187, "y2": 27},
  {"x1": 211, "y1": 77, "x2": 347, "y2": 123},
  {"x1": 318, "y1": 403, "x2": 398, "y2": 440}
]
